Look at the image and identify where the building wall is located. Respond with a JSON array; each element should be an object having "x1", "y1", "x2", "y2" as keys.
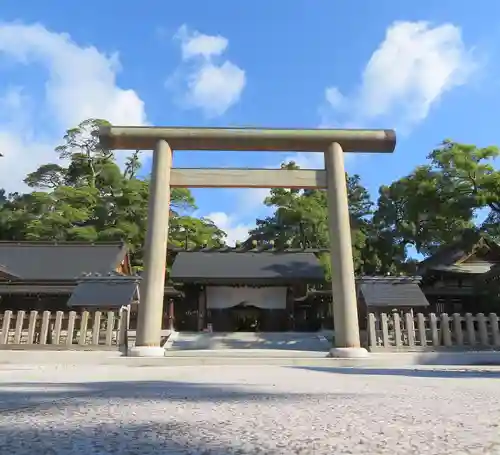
[
  {"x1": 173, "y1": 285, "x2": 199, "y2": 331},
  {"x1": 205, "y1": 286, "x2": 288, "y2": 310},
  {"x1": 0, "y1": 294, "x2": 71, "y2": 311},
  {"x1": 172, "y1": 284, "x2": 328, "y2": 332}
]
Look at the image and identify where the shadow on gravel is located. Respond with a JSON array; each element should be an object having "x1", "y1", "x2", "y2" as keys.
[
  {"x1": 0, "y1": 379, "x2": 359, "y2": 454},
  {"x1": 291, "y1": 367, "x2": 500, "y2": 379},
  {"x1": 0, "y1": 420, "x2": 247, "y2": 455},
  {"x1": 0, "y1": 379, "x2": 369, "y2": 413}
]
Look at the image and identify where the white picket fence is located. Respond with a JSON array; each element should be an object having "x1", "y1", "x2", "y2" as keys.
[
  {"x1": 367, "y1": 312, "x2": 500, "y2": 351},
  {"x1": 0, "y1": 309, "x2": 129, "y2": 350}
]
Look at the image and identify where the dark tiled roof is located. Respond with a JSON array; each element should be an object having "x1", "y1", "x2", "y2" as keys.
[
  {"x1": 167, "y1": 245, "x2": 329, "y2": 253},
  {"x1": 359, "y1": 277, "x2": 429, "y2": 308},
  {"x1": 0, "y1": 283, "x2": 75, "y2": 294},
  {"x1": 417, "y1": 230, "x2": 500, "y2": 275},
  {"x1": 170, "y1": 251, "x2": 325, "y2": 284},
  {"x1": 0, "y1": 242, "x2": 128, "y2": 280},
  {"x1": 67, "y1": 278, "x2": 139, "y2": 308}
]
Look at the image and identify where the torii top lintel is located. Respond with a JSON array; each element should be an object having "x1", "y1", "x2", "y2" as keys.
[{"x1": 98, "y1": 126, "x2": 396, "y2": 153}]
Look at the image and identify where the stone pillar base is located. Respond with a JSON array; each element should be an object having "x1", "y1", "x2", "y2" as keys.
[
  {"x1": 329, "y1": 347, "x2": 369, "y2": 359},
  {"x1": 128, "y1": 346, "x2": 165, "y2": 357}
]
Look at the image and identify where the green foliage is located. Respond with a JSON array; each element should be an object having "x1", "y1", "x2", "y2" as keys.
[
  {"x1": 1, "y1": 119, "x2": 499, "y2": 285},
  {"x1": 247, "y1": 140, "x2": 500, "y2": 279},
  {"x1": 374, "y1": 140, "x2": 500, "y2": 254},
  {"x1": 247, "y1": 161, "x2": 407, "y2": 277},
  {"x1": 0, "y1": 118, "x2": 227, "y2": 269}
]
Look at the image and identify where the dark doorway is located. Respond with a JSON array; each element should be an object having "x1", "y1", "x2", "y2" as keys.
[{"x1": 230, "y1": 303, "x2": 262, "y2": 332}]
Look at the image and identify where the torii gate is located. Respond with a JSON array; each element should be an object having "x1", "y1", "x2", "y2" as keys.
[{"x1": 99, "y1": 126, "x2": 396, "y2": 357}]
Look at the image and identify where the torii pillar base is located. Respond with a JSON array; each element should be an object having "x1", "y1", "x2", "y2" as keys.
[
  {"x1": 128, "y1": 346, "x2": 166, "y2": 357},
  {"x1": 329, "y1": 347, "x2": 369, "y2": 358}
]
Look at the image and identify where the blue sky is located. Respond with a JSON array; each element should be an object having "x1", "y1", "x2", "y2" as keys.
[{"x1": 1, "y1": 1, "x2": 499, "y2": 244}]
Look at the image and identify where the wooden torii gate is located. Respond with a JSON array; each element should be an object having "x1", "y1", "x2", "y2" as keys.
[{"x1": 99, "y1": 126, "x2": 396, "y2": 357}]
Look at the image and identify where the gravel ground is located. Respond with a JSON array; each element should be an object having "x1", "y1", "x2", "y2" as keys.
[{"x1": 0, "y1": 365, "x2": 499, "y2": 454}]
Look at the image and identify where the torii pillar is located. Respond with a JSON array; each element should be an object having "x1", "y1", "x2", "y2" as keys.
[{"x1": 325, "y1": 142, "x2": 367, "y2": 358}]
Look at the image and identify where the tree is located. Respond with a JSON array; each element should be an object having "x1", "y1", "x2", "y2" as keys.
[
  {"x1": 429, "y1": 140, "x2": 500, "y2": 240},
  {"x1": 246, "y1": 161, "x2": 401, "y2": 277},
  {"x1": 373, "y1": 140, "x2": 500, "y2": 256},
  {"x1": 0, "y1": 118, "x2": 228, "y2": 269}
]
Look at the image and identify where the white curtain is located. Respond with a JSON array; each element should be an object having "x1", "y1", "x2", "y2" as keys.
[{"x1": 206, "y1": 286, "x2": 287, "y2": 310}]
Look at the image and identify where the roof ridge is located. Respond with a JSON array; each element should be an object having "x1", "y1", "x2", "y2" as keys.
[
  {"x1": 0, "y1": 241, "x2": 125, "y2": 247},
  {"x1": 171, "y1": 247, "x2": 329, "y2": 253}
]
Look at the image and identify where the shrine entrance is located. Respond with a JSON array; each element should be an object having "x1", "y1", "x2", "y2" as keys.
[
  {"x1": 99, "y1": 125, "x2": 396, "y2": 357},
  {"x1": 230, "y1": 303, "x2": 263, "y2": 332}
]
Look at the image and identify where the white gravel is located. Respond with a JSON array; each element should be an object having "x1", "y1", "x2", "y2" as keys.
[{"x1": 0, "y1": 365, "x2": 499, "y2": 454}]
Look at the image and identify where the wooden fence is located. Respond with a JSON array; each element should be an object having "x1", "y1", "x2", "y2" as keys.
[
  {"x1": 0, "y1": 309, "x2": 129, "y2": 350},
  {"x1": 367, "y1": 312, "x2": 500, "y2": 352}
]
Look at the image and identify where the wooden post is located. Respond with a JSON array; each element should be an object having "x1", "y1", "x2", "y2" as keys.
[
  {"x1": 53, "y1": 311, "x2": 63, "y2": 345},
  {"x1": 66, "y1": 311, "x2": 76, "y2": 346},
  {"x1": 429, "y1": 313, "x2": 440, "y2": 347},
  {"x1": 417, "y1": 313, "x2": 427, "y2": 347},
  {"x1": 325, "y1": 142, "x2": 366, "y2": 358},
  {"x1": 105, "y1": 311, "x2": 115, "y2": 346},
  {"x1": 381, "y1": 313, "x2": 390, "y2": 348},
  {"x1": 168, "y1": 299, "x2": 175, "y2": 331},
  {"x1": 465, "y1": 313, "x2": 476, "y2": 346},
  {"x1": 405, "y1": 312, "x2": 415, "y2": 348},
  {"x1": 13, "y1": 311, "x2": 25, "y2": 344},
  {"x1": 452, "y1": 313, "x2": 464, "y2": 346},
  {"x1": 133, "y1": 139, "x2": 172, "y2": 356},
  {"x1": 367, "y1": 313, "x2": 377, "y2": 349},
  {"x1": 440, "y1": 313, "x2": 452, "y2": 347},
  {"x1": 0, "y1": 310, "x2": 12, "y2": 345},
  {"x1": 476, "y1": 313, "x2": 489, "y2": 347},
  {"x1": 489, "y1": 313, "x2": 500, "y2": 347}
]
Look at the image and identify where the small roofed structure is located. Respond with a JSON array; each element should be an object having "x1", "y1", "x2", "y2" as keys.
[
  {"x1": 169, "y1": 248, "x2": 326, "y2": 332},
  {"x1": 417, "y1": 230, "x2": 500, "y2": 313},
  {"x1": 171, "y1": 250, "x2": 325, "y2": 285},
  {"x1": 295, "y1": 275, "x2": 430, "y2": 330},
  {"x1": 357, "y1": 276, "x2": 429, "y2": 319},
  {"x1": 0, "y1": 241, "x2": 130, "y2": 281},
  {"x1": 67, "y1": 273, "x2": 141, "y2": 309},
  {"x1": 0, "y1": 241, "x2": 132, "y2": 312}
]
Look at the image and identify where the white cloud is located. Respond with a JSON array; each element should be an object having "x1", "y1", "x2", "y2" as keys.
[
  {"x1": 322, "y1": 21, "x2": 477, "y2": 131},
  {"x1": 0, "y1": 22, "x2": 147, "y2": 192},
  {"x1": 205, "y1": 211, "x2": 254, "y2": 246},
  {"x1": 176, "y1": 25, "x2": 228, "y2": 60},
  {"x1": 171, "y1": 25, "x2": 246, "y2": 118}
]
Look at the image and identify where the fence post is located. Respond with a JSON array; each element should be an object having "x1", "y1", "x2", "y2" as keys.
[
  {"x1": 489, "y1": 313, "x2": 500, "y2": 348},
  {"x1": 91, "y1": 311, "x2": 101, "y2": 345},
  {"x1": 53, "y1": 311, "x2": 63, "y2": 345},
  {"x1": 429, "y1": 313, "x2": 439, "y2": 347},
  {"x1": 417, "y1": 313, "x2": 427, "y2": 347},
  {"x1": 367, "y1": 313, "x2": 377, "y2": 349},
  {"x1": 13, "y1": 310, "x2": 25, "y2": 344},
  {"x1": 452, "y1": 313, "x2": 464, "y2": 346},
  {"x1": 105, "y1": 312, "x2": 114, "y2": 346},
  {"x1": 0, "y1": 310, "x2": 12, "y2": 344},
  {"x1": 381, "y1": 313, "x2": 390, "y2": 348},
  {"x1": 39, "y1": 311, "x2": 51, "y2": 345},
  {"x1": 476, "y1": 313, "x2": 489, "y2": 347},
  {"x1": 66, "y1": 311, "x2": 76, "y2": 346},
  {"x1": 405, "y1": 312, "x2": 415, "y2": 348},
  {"x1": 465, "y1": 313, "x2": 476, "y2": 347},
  {"x1": 79, "y1": 311, "x2": 89, "y2": 345},
  {"x1": 440, "y1": 313, "x2": 452, "y2": 347},
  {"x1": 393, "y1": 313, "x2": 402, "y2": 348},
  {"x1": 27, "y1": 311, "x2": 38, "y2": 344},
  {"x1": 118, "y1": 307, "x2": 129, "y2": 351}
]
